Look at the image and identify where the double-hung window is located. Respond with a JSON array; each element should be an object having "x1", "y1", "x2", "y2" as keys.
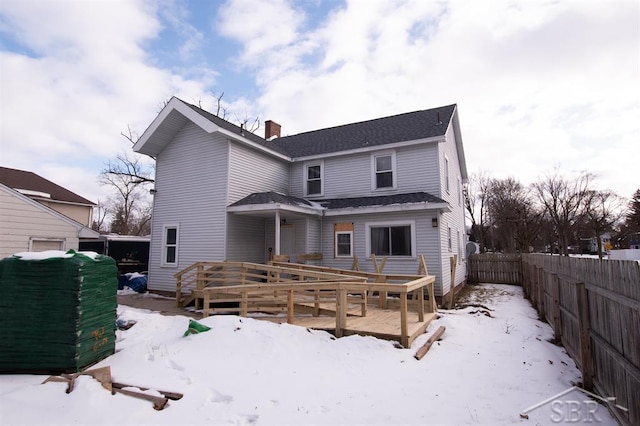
[
  {"x1": 162, "y1": 225, "x2": 179, "y2": 266},
  {"x1": 304, "y1": 162, "x2": 323, "y2": 196},
  {"x1": 335, "y1": 231, "x2": 353, "y2": 257},
  {"x1": 367, "y1": 221, "x2": 414, "y2": 257},
  {"x1": 372, "y1": 152, "x2": 396, "y2": 190}
]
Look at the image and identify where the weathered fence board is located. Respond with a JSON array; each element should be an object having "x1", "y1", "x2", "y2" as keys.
[
  {"x1": 522, "y1": 254, "x2": 640, "y2": 426},
  {"x1": 467, "y1": 253, "x2": 522, "y2": 285}
]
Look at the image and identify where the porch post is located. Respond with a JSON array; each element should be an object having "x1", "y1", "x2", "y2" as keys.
[{"x1": 275, "y1": 210, "x2": 281, "y2": 255}]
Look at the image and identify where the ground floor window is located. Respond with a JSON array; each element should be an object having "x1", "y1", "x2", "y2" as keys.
[
  {"x1": 162, "y1": 224, "x2": 179, "y2": 266},
  {"x1": 366, "y1": 221, "x2": 414, "y2": 257},
  {"x1": 334, "y1": 222, "x2": 354, "y2": 257},
  {"x1": 29, "y1": 238, "x2": 65, "y2": 252}
]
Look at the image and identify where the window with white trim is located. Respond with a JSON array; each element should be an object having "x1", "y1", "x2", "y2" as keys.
[
  {"x1": 447, "y1": 226, "x2": 452, "y2": 251},
  {"x1": 304, "y1": 161, "x2": 323, "y2": 196},
  {"x1": 162, "y1": 225, "x2": 179, "y2": 266},
  {"x1": 335, "y1": 231, "x2": 353, "y2": 257},
  {"x1": 372, "y1": 151, "x2": 396, "y2": 190},
  {"x1": 367, "y1": 221, "x2": 415, "y2": 257},
  {"x1": 444, "y1": 155, "x2": 450, "y2": 193}
]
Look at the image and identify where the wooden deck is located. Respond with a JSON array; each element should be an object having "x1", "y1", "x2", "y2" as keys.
[{"x1": 174, "y1": 260, "x2": 438, "y2": 347}]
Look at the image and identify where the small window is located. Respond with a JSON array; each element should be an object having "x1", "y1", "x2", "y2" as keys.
[
  {"x1": 447, "y1": 226, "x2": 452, "y2": 251},
  {"x1": 304, "y1": 162, "x2": 323, "y2": 196},
  {"x1": 445, "y1": 155, "x2": 450, "y2": 193},
  {"x1": 162, "y1": 225, "x2": 179, "y2": 266},
  {"x1": 335, "y1": 231, "x2": 353, "y2": 257},
  {"x1": 368, "y1": 223, "x2": 413, "y2": 257},
  {"x1": 372, "y1": 152, "x2": 396, "y2": 190}
]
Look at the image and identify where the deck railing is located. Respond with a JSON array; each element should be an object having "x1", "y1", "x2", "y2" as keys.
[{"x1": 200, "y1": 275, "x2": 436, "y2": 347}]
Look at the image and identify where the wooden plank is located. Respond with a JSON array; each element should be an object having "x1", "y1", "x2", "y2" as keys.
[
  {"x1": 400, "y1": 292, "x2": 408, "y2": 347},
  {"x1": 414, "y1": 326, "x2": 446, "y2": 360},
  {"x1": 576, "y1": 281, "x2": 594, "y2": 391}
]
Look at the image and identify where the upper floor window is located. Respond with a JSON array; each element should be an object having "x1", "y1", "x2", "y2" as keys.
[
  {"x1": 366, "y1": 220, "x2": 415, "y2": 257},
  {"x1": 444, "y1": 155, "x2": 450, "y2": 194},
  {"x1": 304, "y1": 161, "x2": 323, "y2": 196},
  {"x1": 162, "y1": 224, "x2": 179, "y2": 267},
  {"x1": 372, "y1": 151, "x2": 396, "y2": 190}
]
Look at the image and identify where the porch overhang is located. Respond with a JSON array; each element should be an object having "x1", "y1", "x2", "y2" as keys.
[
  {"x1": 227, "y1": 202, "x2": 324, "y2": 217},
  {"x1": 324, "y1": 202, "x2": 451, "y2": 216}
]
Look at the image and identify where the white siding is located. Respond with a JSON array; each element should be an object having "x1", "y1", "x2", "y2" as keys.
[
  {"x1": 147, "y1": 123, "x2": 229, "y2": 292},
  {"x1": 0, "y1": 187, "x2": 80, "y2": 258},
  {"x1": 290, "y1": 143, "x2": 439, "y2": 199},
  {"x1": 227, "y1": 143, "x2": 288, "y2": 204},
  {"x1": 226, "y1": 214, "x2": 267, "y2": 262},
  {"x1": 320, "y1": 210, "x2": 445, "y2": 294},
  {"x1": 437, "y1": 122, "x2": 467, "y2": 294}
]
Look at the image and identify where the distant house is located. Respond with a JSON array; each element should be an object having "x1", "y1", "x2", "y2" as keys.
[
  {"x1": 133, "y1": 97, "x2": 468, "y2": 298},
  {"x1": 0, "y1": 166, "x2": 99, "y2": 257}
]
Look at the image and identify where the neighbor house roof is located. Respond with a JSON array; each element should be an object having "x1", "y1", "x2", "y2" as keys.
[
  {"x1": 0, "y1": 166, "x2": 95, "y2": 205},
  {"x1": 273, "y1": 105, "x2": 457, "y2": 158}
]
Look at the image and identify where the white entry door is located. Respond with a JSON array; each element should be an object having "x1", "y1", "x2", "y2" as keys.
[{"x1": 279, "y1": 225, "x2": 295, "y2": 260}]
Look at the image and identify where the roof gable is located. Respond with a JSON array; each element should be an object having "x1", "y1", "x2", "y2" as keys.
[
  {"x1": 133, "y1": 97, "x2": 289, "y2": 158},
  {"x1": 0, "y1": 166, "x2": 95, "y2": 205}
]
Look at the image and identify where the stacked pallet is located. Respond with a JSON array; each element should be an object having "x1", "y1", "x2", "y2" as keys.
[{"x1": 0, "y1": 250, "x2": 118, "y2": 373}]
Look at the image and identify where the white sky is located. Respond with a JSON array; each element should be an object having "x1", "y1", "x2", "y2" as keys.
[{"x1": 0, "y1": 0, "x2": 638, "y2": 203}]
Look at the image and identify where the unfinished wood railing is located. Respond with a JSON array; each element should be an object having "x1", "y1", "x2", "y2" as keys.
[
  {"x1": 271, "y1": 259, "x2": 437, "y2": 313},
  {"x1": 174, "y1": 261, "x2": 366, "y2": 308},
  {"x1": 200, "y1": 275, "x2": 436, "y2": 347}
]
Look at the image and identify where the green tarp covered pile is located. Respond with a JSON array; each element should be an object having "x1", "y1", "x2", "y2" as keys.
[{"x1": 0, "y1": 250, "x2": 118, "y2": 373}]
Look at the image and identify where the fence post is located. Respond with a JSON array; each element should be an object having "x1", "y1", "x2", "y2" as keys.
[
  {"x1": 550, "y1": 273, "x2": 562, "y2": 344},
  {"x1": 575, "y1": 281, "x2": 594, "y2": 391}
]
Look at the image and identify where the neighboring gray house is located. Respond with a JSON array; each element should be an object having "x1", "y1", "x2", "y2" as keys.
[{"x1": 133, "y1": 97, "x2": 468, "y2": 298}]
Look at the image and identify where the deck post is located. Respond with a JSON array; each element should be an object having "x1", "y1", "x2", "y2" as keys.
[
  {"x1": 287, "y1": 289, "x2": 294, "y2": 324},
  {"x1": 240, "y1": 290, "x2": 248, "y2": 317},
  {"x1": 400, "y1": 291, "x2": 408, "y2": 347},
  {"x1": 314, "y1": 289, "x2": 320, "y2": 317},
  {"x1": 175, "y1": 273, "x2": 183, "y2": 307},
  {"x1": 336, "y1": 287, "x2": 347, "y2": 337},
  {"x1": 203, "y1": 291, "x2": 210, "y2": 318},
  {"x1": 417, "y1": 287, "x2": 424, "y2": 322}
]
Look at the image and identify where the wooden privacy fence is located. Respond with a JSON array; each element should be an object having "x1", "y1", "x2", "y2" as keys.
[
  {"x1": 522, "y1": 254, "x2": 640, "y2": 426},
  {"x1": 467, "y1": 253, "x2": 522, "y2": 285}
]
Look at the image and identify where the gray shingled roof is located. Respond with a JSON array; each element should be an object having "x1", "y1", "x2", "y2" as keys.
[
  {"x1": 182, "y1": 102, "x2": 290, "y2": 156},
  {"x1": 229, "y1": 191, "x2": 316, "y2": 208},
  {"x1": 273, "y1": 105, "x2": 456, "y2": 158},
  {"x1": 0, "y1": 166, "x2": 95, "y2": 205},
  {"x1": 181, "y1": 99, "x2": 455, "y2": 159},
  {"x1": 319, "y1": 192, "x2": 447, "y2": 209},
  {"x1": 230, "y1": 191, "x2": 446, "y2": 210}
]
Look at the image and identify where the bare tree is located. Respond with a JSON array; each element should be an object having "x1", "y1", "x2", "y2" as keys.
[
  {"x1": 99, "y1": 152, "x2": 153, "y2": 235},
  {"x1": 464, "y1": 172, "x2": 492, "y2": 251},
  {"x1": 533, "y1": 171, "x2": 595, "y2": 256},
  {"x1": 583, "y1": 189, "x2": 625, "y2": 258},
  {"x1": 487, "y1": 178, "x2": 542, "y2": 253},
  {"x1": 91, "y1": 199, "x2": 109, "y2": 233}
]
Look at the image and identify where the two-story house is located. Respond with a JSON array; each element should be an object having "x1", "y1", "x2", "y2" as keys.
[
  {"x1": 0, "y1": 166, "x2": 99, "y2": 257},
  {"x1": 133, "y1": 97, "x2": 468, "y2": 298}
]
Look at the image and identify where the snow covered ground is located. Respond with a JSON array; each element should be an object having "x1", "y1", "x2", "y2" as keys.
[{"x1": 0, "y1": 284, "x2": 617, "y2": 425}]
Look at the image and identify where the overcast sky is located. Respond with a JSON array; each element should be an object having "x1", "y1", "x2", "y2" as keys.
[{"x1": 1, "y1": 0, "x2": 638, "y2": 205}]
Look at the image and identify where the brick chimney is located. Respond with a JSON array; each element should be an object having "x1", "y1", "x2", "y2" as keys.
[{"x1": 265, "y1": 120, "x2": 281, "y2": 139}]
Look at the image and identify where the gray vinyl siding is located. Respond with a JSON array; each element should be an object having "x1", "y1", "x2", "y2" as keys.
[
  {"x1": 320, "y1": 210, "x2": 445, "y2": 294},
  {"x1": 0, "y1": 187, "x2": 80, "y2": 258},
  {"x1": 148, "y1": 122, "x2": 229, "y2": 292},
  {"x1": 290, "y1": 143, "x2": 440, "y2": 199},
  {"x1": 438, "y1": 122, "x2": 467, "y2": 294},
  {"x1": 227, "y1": 143, "x2": 288, "y2": 204},
  {"x1": 226, "y1": 215, "x2": 267, "y2": 263}
]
